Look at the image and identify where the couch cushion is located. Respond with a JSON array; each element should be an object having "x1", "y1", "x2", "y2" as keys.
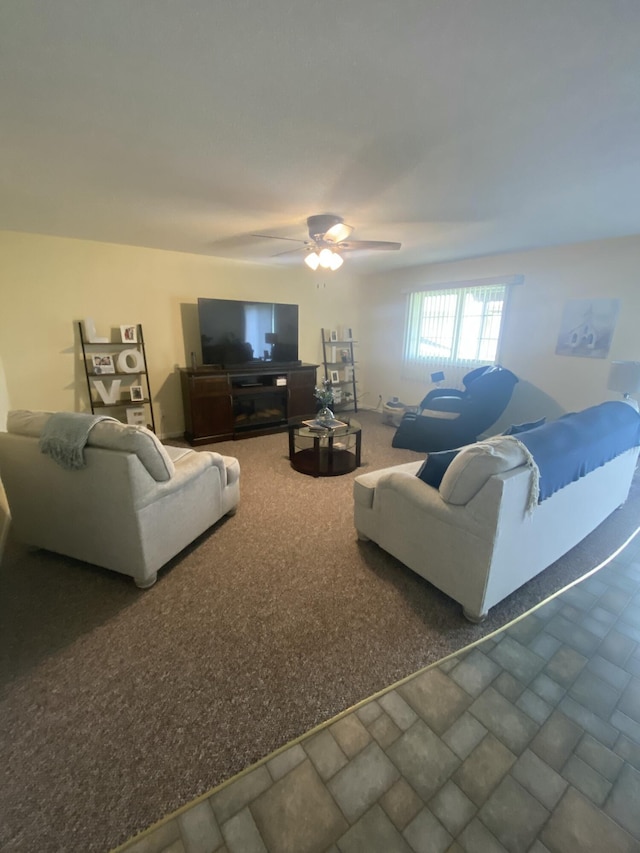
[
  {"x1": 439, "y1": 436, "x2": 528, "y2": 505},
  {"x1": 165, "y1": 445, "x2": 196, "y2": 464},
  {"x1": 88, "y1": 421, "x2": 175, "y2": 481},
  {"x1": 415, "y1": 449, "x2": 460, "y2": 488}
]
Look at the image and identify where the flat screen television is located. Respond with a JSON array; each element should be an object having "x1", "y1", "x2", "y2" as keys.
[{"x1": 197, "y1": 298, "x2": 300, "y2": 368}]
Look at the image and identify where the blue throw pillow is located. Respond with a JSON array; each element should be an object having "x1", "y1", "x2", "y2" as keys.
[
  {"x1": 502, "y1": 417, "x2": 546, "y2": 436},
  {"x1": 416, "y1": 449, "x2": 460, "y2": 487}
]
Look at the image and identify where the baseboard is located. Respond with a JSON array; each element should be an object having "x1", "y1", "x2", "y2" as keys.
[{"x1": 160, "y1": 430, "x2": 184, "y2": 441}]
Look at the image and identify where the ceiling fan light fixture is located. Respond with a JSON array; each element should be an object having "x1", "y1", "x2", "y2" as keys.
[
  {"x1": 318, "y1": 248, "x2": 335, "y2": 269},
  {"x1": 304, "y1": 251, "x2": 320, "y2": 270},
  {"x1": 304, "y1": 248, "x2": 342, "y2": 271},
  {"x1": 329, "y1": 252, "x2": 343, "y2": 270}
]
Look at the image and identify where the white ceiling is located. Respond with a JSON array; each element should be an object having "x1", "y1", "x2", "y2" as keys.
[{"x1": 1, "y1": 0, "x2": 640, "y2": 274}]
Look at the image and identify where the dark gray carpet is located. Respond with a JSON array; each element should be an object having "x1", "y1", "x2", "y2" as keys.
[{"x1": 1, "y1": 410, "x2": 638, "y2": 853}]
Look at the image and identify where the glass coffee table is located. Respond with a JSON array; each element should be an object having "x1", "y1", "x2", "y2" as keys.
[{"x1": 288, "y1": 417, "x2": 362, "y2": 477}]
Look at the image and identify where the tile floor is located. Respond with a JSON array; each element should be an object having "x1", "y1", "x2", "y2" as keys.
[{"x1": 115, "y1": 535, "x2": 640, "y2": 853}]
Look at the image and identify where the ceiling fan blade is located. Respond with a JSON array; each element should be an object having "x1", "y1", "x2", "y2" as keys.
[
  {"x1": 338, "y1": 240, "x2": 401, "y2": 251},
  {"x1": 251, "y1": 233, "x2": 306, "y2": 243},
  {"x1": 271, "y1": 246, "x2": 308, "y2": 257}
]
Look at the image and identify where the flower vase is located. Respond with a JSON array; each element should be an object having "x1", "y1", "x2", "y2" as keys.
[{"x1": 317, "y1": 405, "x2": 335, "y2": 426}]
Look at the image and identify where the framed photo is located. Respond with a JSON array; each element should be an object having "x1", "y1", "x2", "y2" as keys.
[
  {"x1": 329, "y1": 369, "x2": 340, "y2": 384},
  {"x1": 120, "y1": 324, "x2": 138, "y2": 343},
  {"x1": 329, "y1": 329, "x2": 338, "y2": 343},
  {"x1": 91, "y1": 353, "x2": 115, "y2": 375},
  {"x1": 343, "y1": 327, "x2": 354, "y2": 341},
  {"x1": 129, "y1": 384, "x2": 144, "y2": 402},
  {"x1": 555, "y1": 298, "x2": 619, "y2": 359}
]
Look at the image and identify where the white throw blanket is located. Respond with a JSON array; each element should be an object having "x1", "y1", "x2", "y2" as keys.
[
  {"x1": 39, "y1": 412, "x2": 118, "y2": 470},
  {"x1": 511, "y1": 436, "x2": 540, "y2": 513}
]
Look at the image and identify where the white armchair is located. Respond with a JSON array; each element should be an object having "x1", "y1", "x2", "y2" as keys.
[{"x1": 0, "y1": 410, "x2": 240, "y2": 588}]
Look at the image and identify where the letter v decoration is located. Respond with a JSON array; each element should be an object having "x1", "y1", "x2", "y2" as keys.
[{"x1": 91, "y1": 379, "x2": 122, "y2": 405}]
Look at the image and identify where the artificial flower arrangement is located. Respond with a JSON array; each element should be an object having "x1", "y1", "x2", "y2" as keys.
[{"x1": 314, "y1": 378, "x2": 334, "y2": 408}]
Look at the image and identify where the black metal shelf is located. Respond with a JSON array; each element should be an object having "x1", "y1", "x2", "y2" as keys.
[
  {"x1": 92, "y1": 399, "x2": 151, "y2": 408},
  {"x1": 321, "y1": 328, "x2": 358, "y2": 413},
  {"x1": 87, "y1": 372, "x2": 147, "y2": 377},
  {"x1": 82, "y1": 340, "x2": 142, "y2": 347},
  {"x1": 78, "y1": 322, "x2": 156, "y2": 432}
]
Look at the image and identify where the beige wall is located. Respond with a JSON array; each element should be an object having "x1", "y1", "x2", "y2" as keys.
[
  {"x1": 360, "y1": 234, "x2": 640, "y2": 423},
  {"x1": 2, "y1": 229, "x2": 640, "y2": 442},
  {"x1": 0, "y1": 231, "x2": 363, "y2": 437}
]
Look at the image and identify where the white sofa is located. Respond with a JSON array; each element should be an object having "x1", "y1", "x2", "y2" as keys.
[
  {"x1": 0, "y1": 410, "x2": 240, "y2": 588},
  {"x1": 354, "y1": 406, "x2": 639, "y2": 621}
]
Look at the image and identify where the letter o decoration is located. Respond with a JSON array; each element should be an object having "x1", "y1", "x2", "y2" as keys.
[{"x1": 117, "y1": 348, "x2": 145, "y2": 373}]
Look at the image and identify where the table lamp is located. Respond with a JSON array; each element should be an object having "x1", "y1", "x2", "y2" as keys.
[{"x1": 607, "y1": 361, "x2": 640, "y2": 410}]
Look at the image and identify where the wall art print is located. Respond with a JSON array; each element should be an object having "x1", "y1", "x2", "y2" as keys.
[{"x1": 555, "y1": 297, "x2": 620, "y2": 359}]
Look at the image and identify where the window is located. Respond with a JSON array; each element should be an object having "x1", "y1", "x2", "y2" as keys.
[{"x1": 402, "y1": 280, "x2": 512, "y2": 380}]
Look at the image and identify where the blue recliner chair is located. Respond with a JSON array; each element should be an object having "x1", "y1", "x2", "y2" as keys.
[{"x1": 391, "y1": 365, "x2": 519, "y2": 452}]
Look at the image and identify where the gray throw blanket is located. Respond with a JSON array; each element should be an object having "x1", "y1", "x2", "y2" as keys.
[{"x1": 39, "y1": 412, "x2": 118, "y2": 470}]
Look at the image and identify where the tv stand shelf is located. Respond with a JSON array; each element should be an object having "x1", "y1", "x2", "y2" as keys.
[{"x1": 180, "y1": 363, "x2": 318, "y2": 445}]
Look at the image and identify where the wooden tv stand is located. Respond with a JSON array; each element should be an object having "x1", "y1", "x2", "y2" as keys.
[{"x1": 180, "y1": 363, "x2": 318, "y2": 445}]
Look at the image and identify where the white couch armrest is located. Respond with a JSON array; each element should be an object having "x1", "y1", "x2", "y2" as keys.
[
  {"x1": 163, "y1": 447, "x2": 240, "y2": 488},
  {"x1": 217, "y1": 454, "x2": 240, "y2": 486},
  {"x1": 354, "y1": 460, "x2": 422, "y2": 510},
  {"x1": 376, "y1": 471, "x2": 454, "y2": 522}
]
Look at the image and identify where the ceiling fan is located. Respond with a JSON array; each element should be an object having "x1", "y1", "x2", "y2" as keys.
[{"x1": 253, "y1": 214, "x2": 401, "y2": 270}]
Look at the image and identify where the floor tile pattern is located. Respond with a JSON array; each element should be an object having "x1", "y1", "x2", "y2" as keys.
[{"x1": 117, "y1": 536, "x2": 640, "y2": 853}]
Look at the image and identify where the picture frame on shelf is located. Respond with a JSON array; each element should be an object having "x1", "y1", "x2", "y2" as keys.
[
  {"x1": 329, "y1": 329, "x2": 338, "y2": 343},
  {"x1": 91, "y1": 354, "x2": 115, "y2": 375},
  {"x1": 129, "y1": 385, "x2": 144, "y2": 402},
  {"x1": 120, "y1": 324, "x2": 138, "y2": 343},
  {"x1": 329, "y1": 369, "x2": 340, "y2": 384}
]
